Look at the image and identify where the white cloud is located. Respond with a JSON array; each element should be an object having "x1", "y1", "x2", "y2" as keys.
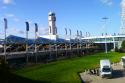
[
  {"x1": 13, "y1": 18, "x2": 20, "y2": 22},
  {"x1": 3, "y1": 0, "x2": 13, "y2": 4},
  {"x1": 3, "y1": 13, "x2": 20, "y2": 22},
  {"x1": 22, "y1": 23, "x2": 49, "y2": 38},
  {"x1": 39, "y1": 28, "x2": 49, "y2": 36},
  {"x1": 0, "y1": 23, "x2": 49, "y2": 38},
  {"x1": 100, "y1": 0, "x2": 113, "y2": 6},
  {"x1": 5, "y1": 13, "x2": 14, "y2": 18},
  {"x1": 29, "y1": 24, "x2": 49, "y2": 38},
  {"x1": 7, "y1": 27, "x2": 25, "y2": 37}
]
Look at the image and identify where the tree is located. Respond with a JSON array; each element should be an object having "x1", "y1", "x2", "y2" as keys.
[{"x1": 121, "y1": 40, "x2": 125, "y2": 49}]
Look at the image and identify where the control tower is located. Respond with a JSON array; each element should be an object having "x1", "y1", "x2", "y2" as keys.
[
  {"x1": 48, "y1": 12, "x2": 57, "y2": 35},
  {"x1": 40, "y1": 12, "x2": 58, "y2": 40},
  {"x1": 120, "y1": 0, "x2": 125, "y2": 35}
]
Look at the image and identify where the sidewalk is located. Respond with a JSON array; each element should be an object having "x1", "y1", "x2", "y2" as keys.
[{"x1": 80, "y1": 63, "x2": 125, "y2": 83}]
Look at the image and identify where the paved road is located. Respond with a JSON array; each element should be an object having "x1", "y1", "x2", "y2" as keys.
[{"x1": 80, "y1": 63, "x2": 125, "y2": 83}]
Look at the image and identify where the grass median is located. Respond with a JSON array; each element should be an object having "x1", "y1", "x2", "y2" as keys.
[{"x1": 14, "y1": 52, "x2": 125, "y2": 83}]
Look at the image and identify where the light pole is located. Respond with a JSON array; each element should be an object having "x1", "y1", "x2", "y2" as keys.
[
  {"x1": 80, "y1": 31, "x2": 82, "y2": 49},
  {"x1": 35, "y1": 23, "x2": 38, "y2": 63},
  {"x1": 80, "y1": 31, "x2": 82, "y2": 55},
  {"x1": 35, "y1": 23, "x2": 38, "y2": 52},
  {"x1": 102, "y1": 17, "x2": 108, "y2": 54},
  {"x1": 55, "y1": 35, "x2": 57, "y2": 60},
  {"x1": 77, "y1": 30, "x2": 79, "y2": 55},
  {"x1": 4, "y1": 18, "x2": 7, "y2": 63},
  {"x1": 69, "y1": 29, "x2": 72, "y2": 50},
  {"x1": 25, "y1": 22, "x2": 29, "y2": 63},
  {"x1": 65, "y1": 28, "x2": 67, "y2": 50},
  {"x1": 69, "y1": 29, "x2": 72, "y2": 57},
  {"x1": 65, "y1": 28, "x2": 68, "y2": 56},
  {"x1": 77, "y1": 30, "x2": 79, "y2": 49}
]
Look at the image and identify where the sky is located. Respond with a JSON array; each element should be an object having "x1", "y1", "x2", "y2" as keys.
[{"x1": 0, "y1": 0, "x2": 123, "y2": 39}]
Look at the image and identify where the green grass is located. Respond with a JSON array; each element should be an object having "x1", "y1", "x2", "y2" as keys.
[{"x1": 14, "y1": 52, "x2": 125, "y2": 83}]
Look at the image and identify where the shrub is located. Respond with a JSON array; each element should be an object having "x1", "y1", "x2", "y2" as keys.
[{"x1": 0, "y1": 59, "x2": 9, "y2": 74}]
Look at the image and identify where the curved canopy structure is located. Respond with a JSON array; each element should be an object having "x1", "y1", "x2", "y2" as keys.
[{"x1": 0, "y1": 35, "x2": 87, "y2": 45}]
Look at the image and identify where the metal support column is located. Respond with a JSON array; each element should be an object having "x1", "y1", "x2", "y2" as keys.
[
  {"x1": 25, "y1": 22, "x2": 29, "y2": 63},
  {"x1": 4, "y1": 18, "x2": 7, "y2": 63},
  {"x1": 35, "y1": 23, "x2": 38, "y2": 63}
]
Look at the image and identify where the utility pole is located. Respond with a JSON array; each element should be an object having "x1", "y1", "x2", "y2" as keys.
[{"x1": 102, "y1": 17, "x2": 108, "y2": 54}]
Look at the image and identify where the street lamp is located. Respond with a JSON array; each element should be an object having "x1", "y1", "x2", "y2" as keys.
[{"x1": 102, "y1": 17, "x2": 108, "y2": 54}]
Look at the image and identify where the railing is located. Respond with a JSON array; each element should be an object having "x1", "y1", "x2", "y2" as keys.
[{"x1": 0, "y1": 46, "x2": 97, "y2": 56}]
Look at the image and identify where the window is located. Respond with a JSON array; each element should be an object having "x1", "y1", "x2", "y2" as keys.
[
  {"x1": 49, "y1": 26, "x2": 51, "y2": 33},
  {"x1": 102, "y1": 68, "x2": 111, "y2": 72}
]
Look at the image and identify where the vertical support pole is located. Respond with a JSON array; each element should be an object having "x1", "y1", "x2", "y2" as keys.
[
  {"x1": 77, "y1": 30, "x2": 79, "y2": 55},
  {"x1": 49, "y1": 43, "x2": 51, "y2": 60},
  {"x1": 113, "y1": 37, "x2": 115, "y2": 50},
  {"x1": 4, "y1": 18, "x2": 7, "y2": 63},
  {"x1": 26, "y1": 29, "x2": 28, "y2": 63},
  {"x1": 69, "y1": 29, "x2": 72, "y2": 57},
  {"x1": 80, "y1": 31, "x2": 82, "y2": 54},
  {"x1": 65, "y1": 28, "x2": 67, "y2": 56},
  {"x1": 69, "y1": 29, "x2": 72, "y2": 50},
  {"x1": 25, "y1": 22, "x2": 29, "y2": 63},
  {"x1": 105, "y1": 35, "x2": 108, "y2": 53},
  {"x1": 55, "y1": 40, "x2": 57, "y2": 60},
  {"x1": 26, "y1": 31, "x2": 28, "y2": 52},
  {"x1": 35, "y1": 23, "x2": 38, "y2": 63},
  {"x1": 102, "y1": 17, "x2": 108, "y2": 54}
]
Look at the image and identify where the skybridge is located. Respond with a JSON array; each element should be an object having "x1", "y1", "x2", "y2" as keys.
[{"x1": 82, "y1": 35, "x2": 125, "y2": 49}]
